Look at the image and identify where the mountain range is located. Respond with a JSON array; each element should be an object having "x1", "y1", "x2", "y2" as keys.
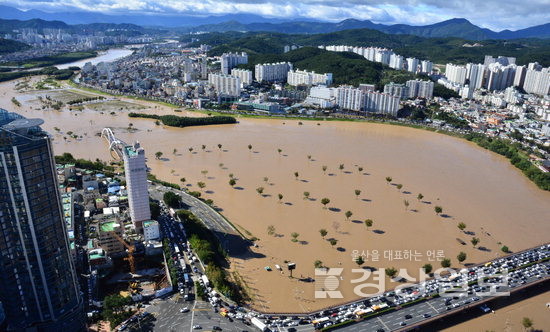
[
  {"x1": 187, "y1": 18, "x2": 550, "y2": 40},
  {"x1": 0, "y1": 5, "x2": 311, "y2": 27},
  {"x1": 0, "y1": 5, "x2": 548, "y2": 40}
]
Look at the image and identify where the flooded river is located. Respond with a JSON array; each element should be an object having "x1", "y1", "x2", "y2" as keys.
[
  {"x1": 56, "y1": 48, "x2": 133, "y2": 69},
  {"x1": 2, "y1": 77, "x2": 549, "y2": 312}
]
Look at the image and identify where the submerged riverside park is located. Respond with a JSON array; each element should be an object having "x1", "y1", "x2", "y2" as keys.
[{"x1": 2, "y1": 76, "x2": 550, "y2": 313}]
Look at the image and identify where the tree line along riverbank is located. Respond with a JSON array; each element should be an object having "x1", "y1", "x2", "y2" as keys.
[{"x1": 128, "y1": 112, "x2": 237, "y2": 127}]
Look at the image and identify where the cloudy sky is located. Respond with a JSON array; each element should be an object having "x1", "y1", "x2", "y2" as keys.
[{"x1": 1, "y1": 0, "x2": 549, "y2": 31}]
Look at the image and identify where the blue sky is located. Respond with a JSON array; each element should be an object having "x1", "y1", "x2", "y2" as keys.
[{"x1": 1, "y1": 0, "x2": 548, "y2": 30}]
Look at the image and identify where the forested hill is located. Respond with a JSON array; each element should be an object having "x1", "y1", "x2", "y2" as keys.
[
  {"x1": 0, "y1": 38, "x2": 29, "y2": 54},
  {"x1": 196, "y1": 29, "x2": 550, "y2": 67},
  {"x1": 236, "y1": 47, "x2": 429, "y2": 89}
]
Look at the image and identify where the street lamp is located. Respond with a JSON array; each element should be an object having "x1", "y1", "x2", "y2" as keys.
[{"x1": 287, "y1": 263, "x2": 296, "y2": 278}]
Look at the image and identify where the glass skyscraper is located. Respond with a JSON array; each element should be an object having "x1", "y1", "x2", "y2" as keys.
[{"x1": 0, "y1": 109, "x2": 84, "y2": 331}]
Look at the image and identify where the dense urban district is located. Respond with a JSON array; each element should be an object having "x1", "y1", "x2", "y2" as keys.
[{"x1": 0, "y1": 9, "x2": 549, "y2": 332}]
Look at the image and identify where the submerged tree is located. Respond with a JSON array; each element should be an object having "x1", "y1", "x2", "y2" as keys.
[
  {"x1": 365, "y1": 219, "x2": 373, "y2": 230},
  {"x1": 345, "y1": 210, "x2": 353, "y2": 220}
]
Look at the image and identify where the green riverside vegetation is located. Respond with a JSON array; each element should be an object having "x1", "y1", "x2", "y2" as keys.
[
  {"x1": 177, "y1": 210, "x2": 243, "y2": 301},
  {"x1": 4, "y1": 51, "x2": 97, "y2": 69},
  {"x1": 55, "y1": 152, "x2": 115, "y2": 175},
  {"x1": 128, "y1": 113, "x2": 237, "y2": 127},
  {"x1": 464, "y1": 133, "x2": 550, "y2": 190},
  {"x1": 0, "y1": 66, "x2": 76, "y2": 82}
]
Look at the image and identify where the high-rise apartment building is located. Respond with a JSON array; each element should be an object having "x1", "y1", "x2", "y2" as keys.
[
  {"x1": 513, "y1": 65, "x2": 527, "y2": 88},
  {"x1": 220, "y1": 52, "x2": 248, "y2": 75},
  {"x1": 523, "y1": 66, "x2": 550, "y2": 96},
  {"x1": 406, "y1": 79, "x2": 434, "y2": 99},
  {"x1": 287, "y1": 69, "x2": 333, "y2": 86},
  {"x1": 208, "y1": 73, "x2": 241, "y2": 96},
  {"x1": 254, "y1": 62, "x2": 293, "y2": 82},
  {"x1": 336, "y1": 87, "x2": 365, "y2": 112},
  {"x1": 466, "y1": 63, "x2": 485, "y2": 90},
  {"x1": 445, "y1": 64, "x2": 468, "y2": 85},
  {"x1": 420, "y1": 60, "x2": 433, "y2": 74},
  {"x1": 485, "y1": 63, "x2": 516, "y2": 91},
  {"x1": 484, "y1": 55, "x2": 516, "y2": 66},
  {"x1": 406, "y1": 57, "x2": 419, "y2": 73},
  {"x1": 335, "y1": 87, "x2": 399, "y2": 115},
  {"x1": 231, "y1": 68, "x2": 253, "y2": 86},
  {"x1": 389, "y1": 54, "x2": 404, "y2": 70},
  {"x1": 123, "y1": 141, "x2": 151, "y2": 231},
  {"x1": 384, "y1": 82, "x2": 409, "y2": 99},
  {"x1": 0, "y1": 109, "x2": 84, "y2": 331}
]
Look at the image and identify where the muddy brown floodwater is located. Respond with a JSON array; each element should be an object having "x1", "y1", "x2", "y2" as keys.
[{"x1": 2, "y1": 77, "x2": 549, "y2": 313}]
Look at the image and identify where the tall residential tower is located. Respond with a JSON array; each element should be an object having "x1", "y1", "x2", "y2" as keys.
[
  {"x1": 0, "y1": 109, "x2": 84, "y2": 331},
  {"x1": 123, "y1": 142, "x2": 151, "y2": 231}
]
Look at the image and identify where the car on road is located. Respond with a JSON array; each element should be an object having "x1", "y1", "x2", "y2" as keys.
[
  {"x1": 212, "y1": 326, "x2": 222, "y2": 331},
  {"x1": 405, "y1": 314, "x2": 413, "y2": 319},
  {"x1": 192, "y1": 325, "x2": 202, "y2": 329},
  {"x1": 423, "y1": 313, "x2": 431, "y2": 318},
  {"x1": 400, "y1": 321, "x2": 407, "y2": 326},
  {"x1": 180, "y1": 307, "x2": 189, "y2": 313}
]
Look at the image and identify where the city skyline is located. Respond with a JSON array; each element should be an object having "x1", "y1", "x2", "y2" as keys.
[{"x1": 0, "y1": 0, "x2": 549, "y2": 31}]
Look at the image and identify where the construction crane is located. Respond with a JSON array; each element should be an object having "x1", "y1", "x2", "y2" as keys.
[{"x1": 110, "y1": 231, "x2": 136, "y2": 274}]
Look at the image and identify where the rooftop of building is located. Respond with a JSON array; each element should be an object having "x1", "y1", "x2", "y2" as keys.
[
  {"x1": 0, "y1": 109, "x2": 46, "y2": 140},
  {"x1": 143, "y1": 220, "x2": 157, "y2": 227},
  {"x1": 100, "y1": 221, "x2": 120, "y2": 232}
]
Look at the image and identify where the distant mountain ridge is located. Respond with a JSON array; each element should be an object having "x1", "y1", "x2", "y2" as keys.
[
  {"x1": 188, "y1": 18, "x2": 550, "y2": 40},
  {"x1": 0, "y1": 5, "x2": 315, "y2": 27}
]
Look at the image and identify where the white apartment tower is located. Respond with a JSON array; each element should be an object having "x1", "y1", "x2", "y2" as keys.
[
  {"x1": 255, "y1": 62, "x2": 293, "y2": 82},
  {"x1": 406, "y1": 79, "x2": 434, "y2": 99},
  {"x1": 220, "y1": 52, "x2": 248, "y2": 75},
  {"x1": 364, "y1": 91, "x2": 400, "y2": 116},
  {"x1": 445, "y1": 63, "x2": 467, "y2": 85},
  {"x1": 123, "y1": 142, "x2": 151, "y2": 230},
  {"x1": 384, "y1": 82, "x2": 409, "y2": 99},
  {"x1": 420, "y1": 60, "x2": 433, "y2": 74},
  {"x1": 513, "y1": 65, "x2": 527, "y2": 88},
  {"x1": 336, "y1": 87, "x2": 365, "y2": 112},
  {"x1": 466, "y1": 63, "x2": 485, "y2": 90},
  {"x1": 336, "y1": 87, "x2": 400, "y2": 115},
  {"x1": 231, "y1": 68, "x2": 253, "y2": 86},
  {"x1": 406, "y1": 57, "x2": 419, "y2": 73},
  {"x1": 208, "y1": 73, "x2": 241, "y2": 96},
  {"x1": 485, "y1": 63, "x2": 516, "y2": 91},
  {"x1": 389, "y1": 54, "x2": 404, "y2": 70},
  {"x1": 523, "y1": 67, "x2": 550, "y2": 96},
  {"x1": 287, "y1": 69, "x2": 333, "y2": 86}
]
